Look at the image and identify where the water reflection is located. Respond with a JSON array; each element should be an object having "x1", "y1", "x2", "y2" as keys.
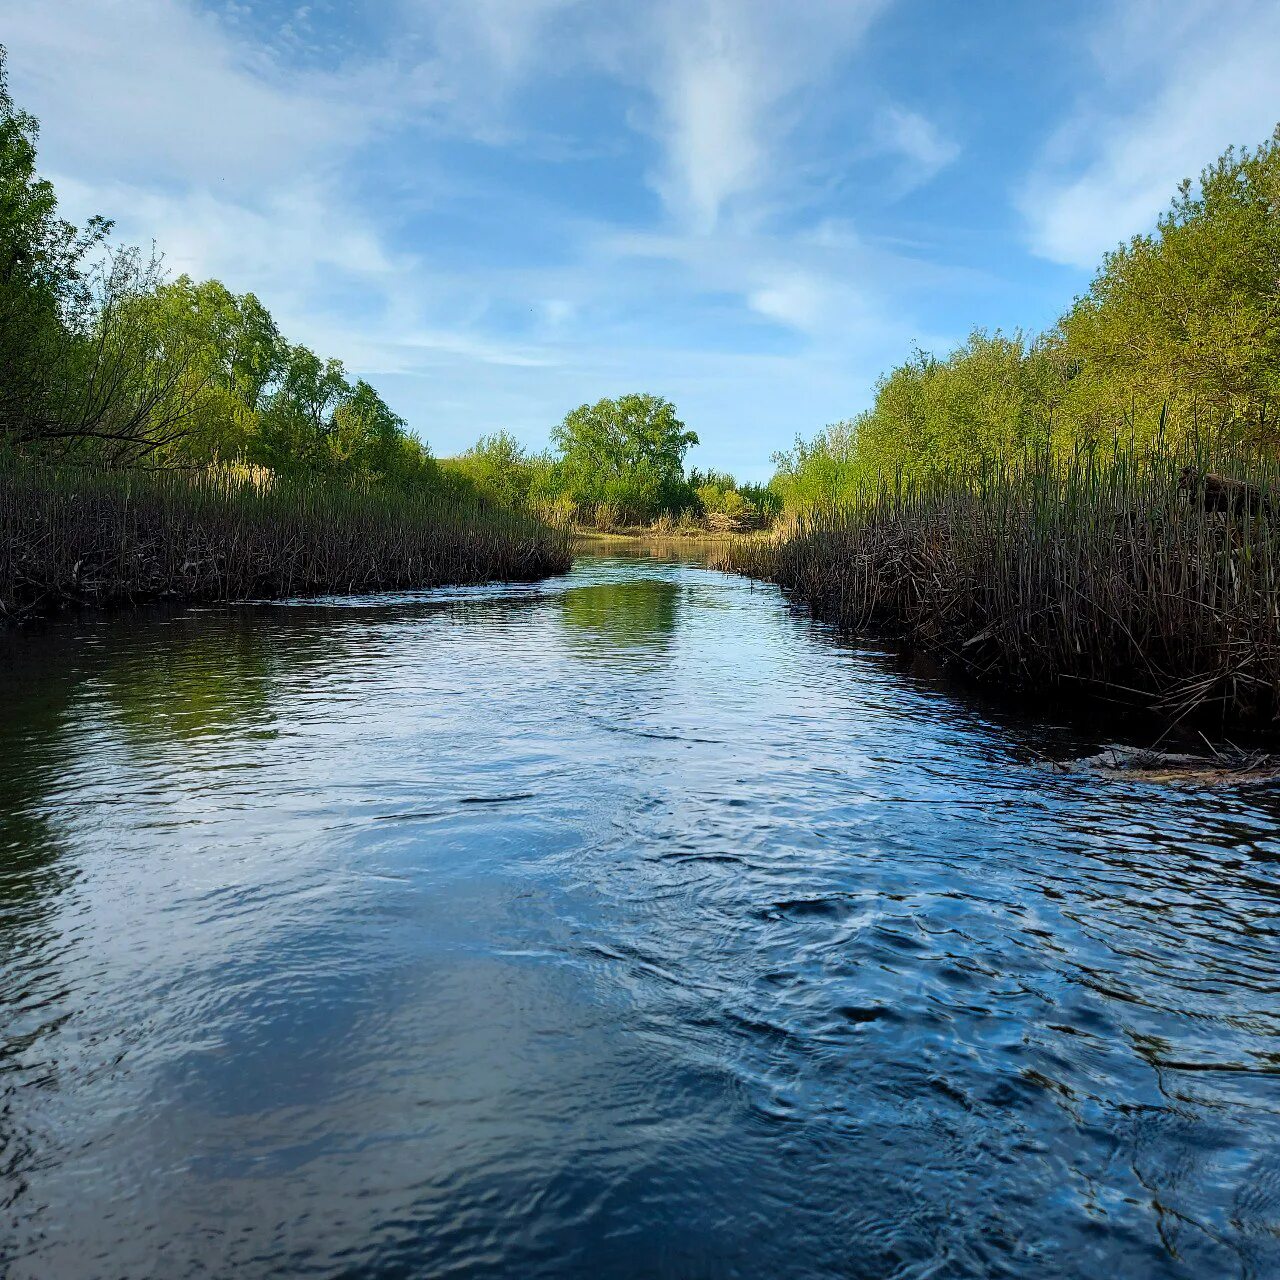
[
  {"x1": 560, "y1": 578, "x2": 682, "y2": 657},
  {"x1": 1, "y1": 553, "x2": 1278, "y2": 1279}
]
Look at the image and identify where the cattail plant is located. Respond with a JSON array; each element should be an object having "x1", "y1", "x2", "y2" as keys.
[
  {"x1": 719, "y1": 443, "x2": 1280, "y2": 729},
  {"x1": 1, "y1": 462, "x2": 573, "y2": 622}
]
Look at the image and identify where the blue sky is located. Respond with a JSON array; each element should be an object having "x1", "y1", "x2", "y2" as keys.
[{"x1": 5, "y1": 0, "x2": 1280, "y2": 478}]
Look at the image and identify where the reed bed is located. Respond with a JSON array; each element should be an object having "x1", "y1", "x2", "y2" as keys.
[
  {"x1": 720, "y1": 449, "x2": 1280, "y2": 730},
  {"x1": 1, "y1": 462, "x2": 573, "y2": 621}
]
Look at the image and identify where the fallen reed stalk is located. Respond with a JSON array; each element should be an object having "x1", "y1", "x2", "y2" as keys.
[
  {"x1": 1, "y1": 462, "x2": 573, "y2": 622},
  {"x1": 719, "y1": 448, "x2": 1280, "y2": 730}
]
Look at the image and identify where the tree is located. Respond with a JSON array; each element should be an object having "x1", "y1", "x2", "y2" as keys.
[
  {"x1": 552, "y1": 393, "x2": 698, "y2": 521},
  {"x1": 450, "y1": 431, "x2": 538, "y2": 507},
  {"x1": 1058, "y1": 127, "x2": 1280, "y2": 445},
  {"x1": 256, "y1": 344, "x2": 351, "y2": 472},
  {"x1": 0, "y1": 44, "x2": 109, "y2": 446},
  {"x1": 328, "y1": 379, "x2": 419, "y2": 479},
  {"x1": 857, "y1": 331, "x2": 1059, "y2": 479},
  {"x1": 124, "y1": 275, "x2": 285, "y2": 463}
]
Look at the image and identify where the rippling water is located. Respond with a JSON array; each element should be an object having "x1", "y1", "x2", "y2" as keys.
[{"x1": 2, "y1": 548, "x2": 1279, "y2": 1278}]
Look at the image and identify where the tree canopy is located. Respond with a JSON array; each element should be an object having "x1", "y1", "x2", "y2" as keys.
[
  {"x1": 0, "y1": 45, "x2": 433, "y2": 484},
  {"x1": 551, "y1": 393, "x2": 699, "y2": 521}
]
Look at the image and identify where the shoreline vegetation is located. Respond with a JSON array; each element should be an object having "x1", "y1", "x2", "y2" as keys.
[
  {"x1": 0, "y1": 48, "x2": 770, "y2": 620},
  {"x1": 719, "y1": 450, "x2": 1280, "y2": 730},
  {"x1": 0, "y1": 46, "x2": 579, "y2": 625},
  {"x1": 711, "y1": 125, "x2": 1280, "y2": 734},
  {"x1": 1, "y1": 462, "x2": 571, "y2": 622},
  {"x1": 5, "y1": 33, "x2": 1280, "y2": 736}
]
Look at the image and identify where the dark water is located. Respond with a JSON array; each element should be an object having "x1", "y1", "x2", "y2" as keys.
[{"x1": 3, "y1": 548, "x2": 1279, "y2": 1279}]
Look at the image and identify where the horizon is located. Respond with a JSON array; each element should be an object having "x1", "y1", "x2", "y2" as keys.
[{"x1": 5, "y1": 0, "x2": 1279, "y2": 480}]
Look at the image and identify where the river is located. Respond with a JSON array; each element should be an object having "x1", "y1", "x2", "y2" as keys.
[{"x1": 2, "y1": 547, "x2": 1278, "y2": 1278}]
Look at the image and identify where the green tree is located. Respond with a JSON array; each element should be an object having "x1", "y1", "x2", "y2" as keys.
[
  {"x1": 1058, "y1": 127, "x2": 1280, "y2": 444},
  {"x1": 0, "y1": 44, "x2": 108, "y2": 446},
  {"x1": 328, "y1": 379, "x2": 424, "y2": 479},
  {"x1": 769, "y1": 419, "x2": 864, "y2": 511},
  {"x1": 857, "y1": 331, "x2": 1059, "y2": 479},
  {"x1": 256, "y1": 344, "x2": 351, "y2": 472},
  {"x1": 552, "y1": 393, "x2": 698, "y2": 521},
  {"x1": 131, "y1": 275, "x2": 285, "y2": 462},
  {"x1": 450, "y1": 431, "x2": 537, "y2": 507}
]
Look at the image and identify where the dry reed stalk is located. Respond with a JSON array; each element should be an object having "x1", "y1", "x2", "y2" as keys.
[
  {"x1": 1, "y1": 462, "x2": 573, "y2": 622},
  {"x1": 719, "y1": 448, "x2": 1280, "y2": 729}
]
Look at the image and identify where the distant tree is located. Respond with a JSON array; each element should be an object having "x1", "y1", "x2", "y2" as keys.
[
  {"x1": 452, "y1": 431, "x2": 536, "y2": 507},
  {"x1": 769, "y1": 419, "x2": 863, "y2": 511},
  {"x1": 552, "y1": 393, "x2": 698, "y2": 521}
]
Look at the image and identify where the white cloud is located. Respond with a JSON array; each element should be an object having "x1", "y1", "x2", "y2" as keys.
[
  {"x1": 638, "y1": 0, "x2": 886, "y2": 230},
  {"x1": 873, "y1": 105, "x2": 959, "y2": 192},
  {"x1": 0, "y1": 0, "x2": 395, "y2": 191},
  {"x1": 0, "y1": 0, "x2": 958, "y2": 472},
  {"x1": 1022, "y1": 0, "x2": 1280, "y2": 268}
]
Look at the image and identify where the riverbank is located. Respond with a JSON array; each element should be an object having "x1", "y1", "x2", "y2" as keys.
[
  {"x1": 0, "y1": 463, "x2": 572, "y2": 623},
  {"x1": 719, "y1": 453, "x2": 1280, "y2": 731}
]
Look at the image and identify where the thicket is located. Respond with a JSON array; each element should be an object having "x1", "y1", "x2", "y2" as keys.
[
  {"x1": 443, "y1": 401, "x2": 776, "y2": 530},
  {"x1": 723, "y1": 446, "x2": 1280, "y2": 727},
  {"x1": 725, "y1": 124, "x2": 1280, "y2": 728},
  {"x1": 0, "y1": 49, "x2": 432, "y2": 482},
  {"x1": 773, "y1": 126, "x2": 1280, "y2": 505},
  {"x1": 1, "y1": 462, "x2": 569, "y2": 621}
]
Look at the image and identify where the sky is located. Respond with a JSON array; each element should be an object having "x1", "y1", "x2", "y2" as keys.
[{"x1": 4, "y1": 0, "x2": 1280, "y2": 479}]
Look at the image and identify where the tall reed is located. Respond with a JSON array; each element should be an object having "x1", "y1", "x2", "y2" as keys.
[
  {"x1": 1, "y1": 462, "x2": 573, "y2": 621},
  {"x1": 720, "y1": 446, "x2": 1280, "y2": 729}
]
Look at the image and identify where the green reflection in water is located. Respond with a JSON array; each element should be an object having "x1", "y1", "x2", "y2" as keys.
[
  {"x1": 559, "y1": 579, "x2": 682, "y2": 657},
  {"x1": 100, "y1": 619, "x2": 284, "y2": 746}
]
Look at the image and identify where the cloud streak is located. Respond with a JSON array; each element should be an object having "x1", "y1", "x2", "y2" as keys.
[{"x1": 1022, "y1": 0, "x2": 1280, "y2": 268}]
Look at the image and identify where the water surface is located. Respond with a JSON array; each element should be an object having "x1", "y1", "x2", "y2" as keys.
[{"x1": 2, "y1": 549, "x2": 1279, "y2": 1278}]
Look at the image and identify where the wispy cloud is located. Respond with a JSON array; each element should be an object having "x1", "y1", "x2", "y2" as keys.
[
  {"x1": 637, "y1": 0, "x2": 886, "y2": 230},
  {"x1": 0, "y1": 0, "x2": 991, "y2": 475},
  {"x1": 1021, "y1": 0, "x2": 1280, "y2": 268},
  {"x1": 873, "y1": 105, "x2": 959, "y2": 194}
]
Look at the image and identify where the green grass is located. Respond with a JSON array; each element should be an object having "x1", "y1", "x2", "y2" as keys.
[{"x1": 1, "y1": 461, "x2": 573, "y2": 621}]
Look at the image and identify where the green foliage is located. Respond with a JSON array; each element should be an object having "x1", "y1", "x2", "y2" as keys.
[
  {"x1": 774, "y1": 125, "x2": 1280, "y2": 511},
  {"x1": 446, "y1": 431, "x2": 542, "y2": 509},
  {"x1": 1057, "y1": 128, "x2": 1280, "y2": 443},
  {"x1": 769, "y1": 419, "x2": 864, "y2": 511},
  {"x1": 552, "y1": 393, "x2": 698, "y2": 522},
  {"x1": 0, "y1": 46, "x2": 108, "y2": 443},
  {"x1": 0, "y1": 47, "x2": 435, "y2": 487},
  {"x1": 739, "y1": 481, "x2": 783, "y2": 519}
]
